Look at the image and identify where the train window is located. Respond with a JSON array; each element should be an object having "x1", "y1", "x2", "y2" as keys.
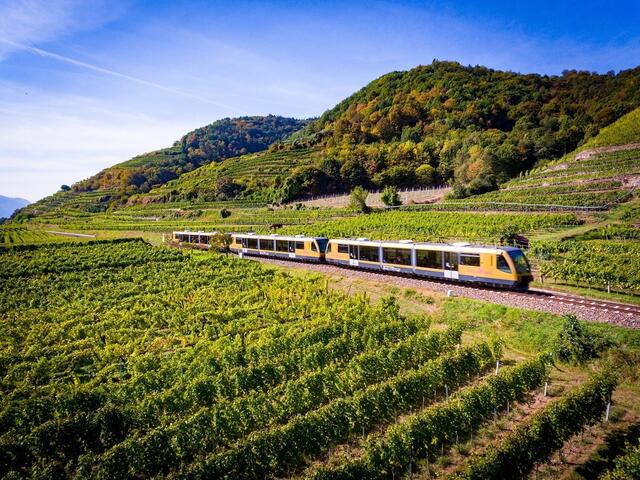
[
  {"x1": 497, "y1": 255, "x2": 511, "y2": 273},
  {"x1": 240, "y1": 237, "x2": 248, "y2": 247},
  {"x1": 288, "y1": 242, "x2": 295, "y2": 253},
  {"x1": 311, "y1": 242, "x2": 317, "y2": 252},
  {"x1": 337, "y1": 244, "x2": 349, "y2": 254},
  {"x1": 416, "y1": 249, "x2": 442, "y2": 269},
  {"x1": 460, "y1": 254, "x2": 480, "y2": 267},
  {"x1": 359, "y1": 245, "x2": 379, "y2": 262},
  {"x1": 201, "y1": 236, "x2": 210, "y2": 245},
  {"x1": 247, "y1": 238, "x2": 258, "y2": 249},
  {"x1": 276, "y1": 240, "x2": 289, "y2": 252},
  {"x1": 383, "y1": 247, "x2": 412, "y2": 265},
  {"x1": 295, "y1": 241, "x2": 305, "y2": 250},
  {"x1": 508, "y1": 250, "x2": 531, "y2": 274},
  {"x1": 260, "y1": 239, "x2": 273, "y2": 250}
]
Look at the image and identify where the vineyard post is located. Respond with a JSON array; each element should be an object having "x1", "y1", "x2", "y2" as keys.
[
  {"x1": 495, "y1": 360, "x2": 500, "y2": 374},
  {"x1": 445, "y1": 385, "x2": 449, "y2": 400},
  {"x1": 605, "y1": 400, "x2": 611, "y2": 422},
  {"x1": 544, "y1": 381, "x2": 548, "y2": 397}
]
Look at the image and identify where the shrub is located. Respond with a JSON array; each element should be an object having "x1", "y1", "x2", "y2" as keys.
[
  {"x1": 553, "y1": 315, "x2": 610, "y2": 364},
  {"x1": 349, "y1": 186, "x2": 370, "y2": 213},
  {"x1": 381, "y1": 186, "x2": 401, "y2": 207},
  {"x1": 220, "y1": 208, "x2": 231, "y2": 219}
]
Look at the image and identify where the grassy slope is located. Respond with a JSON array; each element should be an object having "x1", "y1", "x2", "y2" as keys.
[{"x1": 581, "y1": 107, "x2": 640, "y2": 149}]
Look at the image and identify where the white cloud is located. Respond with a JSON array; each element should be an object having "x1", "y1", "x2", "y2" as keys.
[{"x1": 0, "y1": 0, "x2": 124, "y2": 59}]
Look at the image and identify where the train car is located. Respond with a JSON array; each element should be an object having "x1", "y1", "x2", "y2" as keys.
[
  {"x1": 325, "y1": 238, "x2": 533, "y2": 289},
  {"x1": 229, "y1": 233, "x2": 328, "y2": 262},
  {"x1": 172, "y1": 230, "x2": 217, "y2": 247}
]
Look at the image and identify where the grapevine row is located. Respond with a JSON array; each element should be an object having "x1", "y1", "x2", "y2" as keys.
[
  {"x1": 308, "y1": 354, "x2": 551, "y2": 480},
  {"x1": 452, "y1": 371, "x2": 616, "y2": 479}
]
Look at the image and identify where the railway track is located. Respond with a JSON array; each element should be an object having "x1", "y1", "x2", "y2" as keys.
[
  {"x1": 244, "y1": 255, "x2": 640, "y2": 329},
  {"x1": 528, "y1": 288, "x2": 640, "y2": 317}
]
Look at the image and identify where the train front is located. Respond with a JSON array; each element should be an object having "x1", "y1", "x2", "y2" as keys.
[{"x1": 501, "y1": 247, "x2": 534, "y2": 289}]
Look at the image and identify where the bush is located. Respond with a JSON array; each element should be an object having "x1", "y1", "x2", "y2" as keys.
[
  {"x1": 553, "y1": 315, "x2": 610, "y2": 364},
  {"x1": 381, "y1": 186, "x2": 401, "y2": 207},
  {"x1": 220, "y1": 208, "x2": 231, "y2": 219},
  {"x1": 349, "y1": 186, "x2": 370, "y2": 213}
]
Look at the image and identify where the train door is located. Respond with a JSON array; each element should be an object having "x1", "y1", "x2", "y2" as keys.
[
  {"x1": 348, "y1": 245, "x2": 359, "y2": 266},
  {"x1": 444, "y1": 252, "x2": 459, "y2": 280},
  {"x1": 288, "y1": 241, "x2": 296, "y2": 259}
]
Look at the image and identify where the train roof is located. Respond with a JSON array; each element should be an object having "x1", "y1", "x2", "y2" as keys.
[
  {"x1": 328, "y1": 238, "x2": 518, "y2": 254},
  {"x1": 231, "y1": 233, "x2": 328, "y2": 242},
  {"x1": 173, "y1": 230, "x2": 223, "y2": 235}
]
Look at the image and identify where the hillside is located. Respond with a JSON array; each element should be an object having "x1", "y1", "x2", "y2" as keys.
[
  {"x1": 17, "y1": 116, "x2": 307, "y2": 218},
  {"x1": 74, "y1": 115, "x2": 307, "y2": 195},
  {"x1": 0, "y1": 196, "x2": 29, "y2": 218},
  {"x1": 456, "y1": 107, "x2": 640, "y2": 209},
  {"x1": 144, "y1": 61, "x2": 640, "y2": 204}
]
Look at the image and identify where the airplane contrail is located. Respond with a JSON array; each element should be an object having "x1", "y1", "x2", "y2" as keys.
[{"x1": 0, "y1": 38, "x2": 248, "y2": 114}]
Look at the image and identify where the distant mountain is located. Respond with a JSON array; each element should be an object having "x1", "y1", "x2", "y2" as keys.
[{"x1": 0, "y1": 196, "x2": 30, "y2": 218}]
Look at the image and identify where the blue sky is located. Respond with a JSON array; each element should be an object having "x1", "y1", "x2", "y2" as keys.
[{"x1": 1, "y1": 0, "x2": 639, "y2": 201}]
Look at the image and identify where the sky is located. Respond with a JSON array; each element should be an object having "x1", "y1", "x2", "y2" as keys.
[{"x1": 1, "y1": 0, "x2": 639, "y2": 202}]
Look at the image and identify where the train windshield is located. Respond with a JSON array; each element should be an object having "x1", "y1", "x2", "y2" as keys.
[{"x1": 508, "y1": 250, "x2": 531, "y2": 274}]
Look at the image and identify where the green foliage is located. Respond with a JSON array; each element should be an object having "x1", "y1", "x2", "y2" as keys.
[
  {"x1": 553, "y1": 315, "x2": 608, "y2": 364},
  {"x1": 452, "y1": 371, "x2": 617, "y2": 480},
  {"x1": 60, "y1": 184, "x2": 71, "y2": 192},
  {"x1": 600, "y1": 440, "x2": 640, "y2": 480},
  {"x1": 582, "y1": 107, "x2": 640, "y2": 149},
  {"x1": 219, "y1": 208, "x2": 231, "y2": 219},
  {"x1": 301, "y1": 61, "x2": 640, "y2": 199},
  {"x1": 380, "y1": 186, "x2": 401, "y2": 207},
  {"x1": 532, "y1": 240, "x2": 640, "y2": 293},
  {"x1": 0, "y1": 241, "x2": 449, "y2": 478},
  {"x1": 415, "y1": 163, "x2": 436, "y2": 186},
  {"x1": 309, "y1": 354, "x2": 551, "y2": 480},
  {"x1": 349, "y1": 186, "x2": 370, "y2": 213}
]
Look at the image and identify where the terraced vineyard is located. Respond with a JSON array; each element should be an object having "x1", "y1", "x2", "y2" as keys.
[
  {"x1": 146, "y1": 146, "x2": 322, "y2": 202},
  {"x1": 1, "y1": 240, "x2": 637, "y2": 479},
  {"x1": 455, "y1": 149, "x2": 639, "y2": 211}
]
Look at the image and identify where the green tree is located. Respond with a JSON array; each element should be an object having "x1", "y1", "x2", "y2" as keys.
[
  {"x1": 60, "y1": 184, "x2": 71, "y2": 192},
  {"x1": 415, "y1": 164, "x2": 436, "y2": 186},
  {"x1": 340, "y1": 159, "x2": 369, "y2": 188},
  {"x1": 349, "y1": 186, "x2": 370, "y2": 213},
  {"x1": 381, "y1": 186, "x2": 401, "y2": 207}
]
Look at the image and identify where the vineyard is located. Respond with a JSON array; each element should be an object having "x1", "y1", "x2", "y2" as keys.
[
  {"x1": 530, "y1": 240, "x2": 640, "y2": 294},
  {"x1": 1, "y1": 240, "x2": 639, "y2": 479},
  {"x1": 459, "y1": 149, "x2": 640, "y2": 211}
]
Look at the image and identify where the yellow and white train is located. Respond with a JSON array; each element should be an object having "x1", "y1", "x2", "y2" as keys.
[{"x1": 173, "y1": 231, "x2": 533, "y2": 290}]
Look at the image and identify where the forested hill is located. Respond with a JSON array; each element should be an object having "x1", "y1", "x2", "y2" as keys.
[
  {"x1": 296, "y1": 61, "x2": 640, "y2": 196},
  {"x1": 147, "y1": 61, "x2": 640, "y2": 205},
  {"x1": 72, "y1": 115, "x2": 307, "y2": 196}
]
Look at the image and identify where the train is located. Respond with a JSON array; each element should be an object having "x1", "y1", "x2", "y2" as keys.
[{"x1": 172, "y1": 231, "x2": 534, "y2": 290}]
